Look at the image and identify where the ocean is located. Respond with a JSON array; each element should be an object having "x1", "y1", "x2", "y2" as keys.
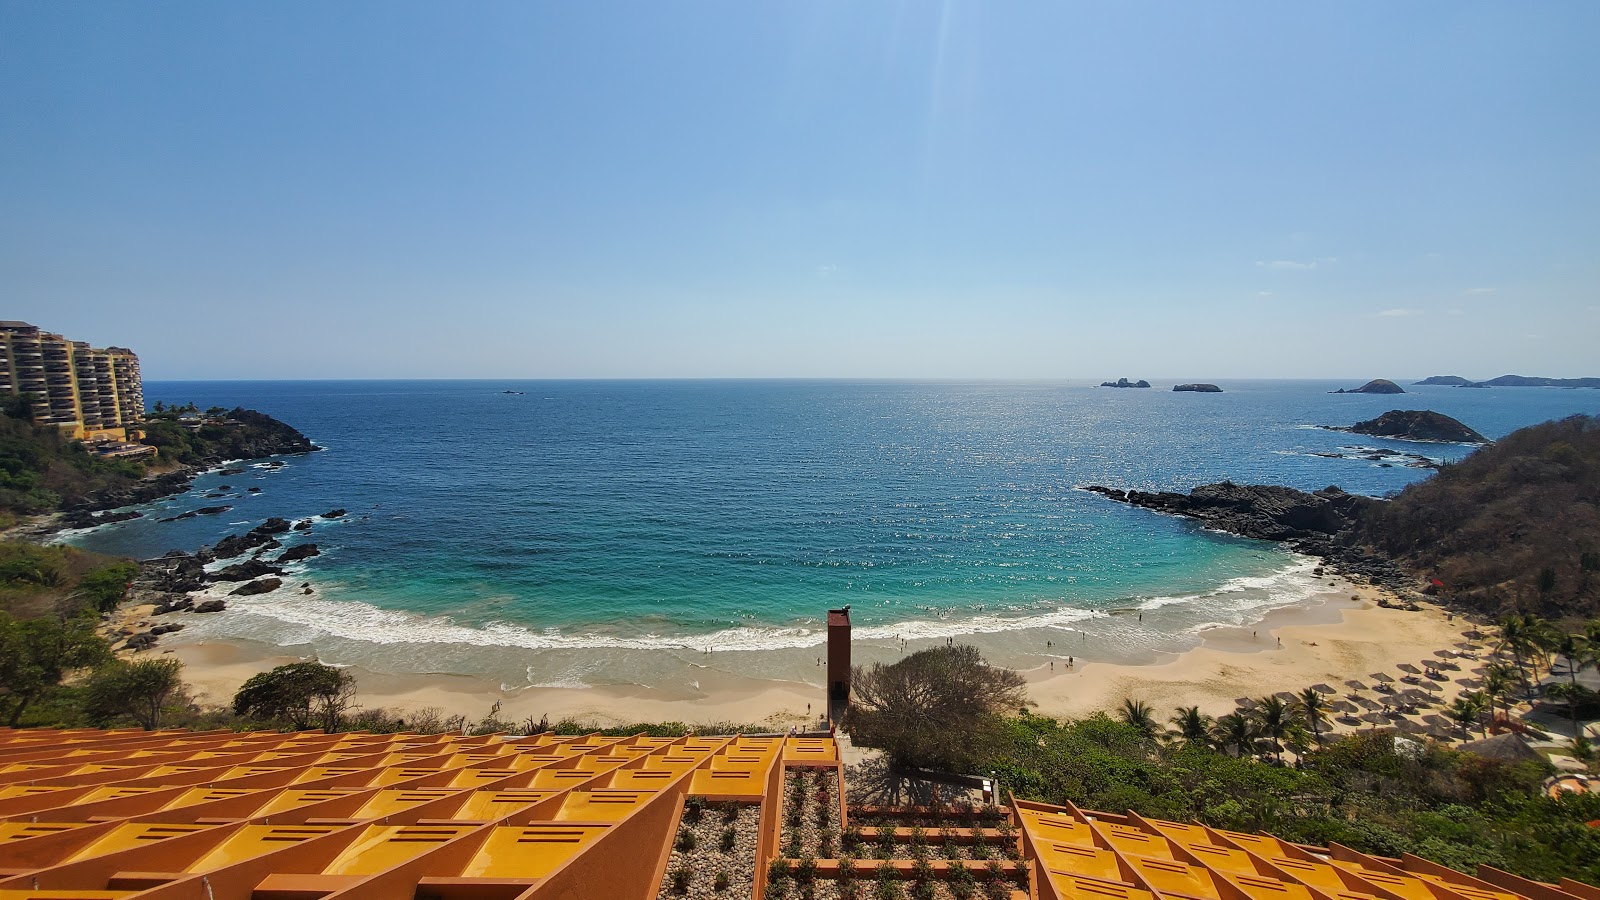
[{"x1": 59, "y1": 379, "x2": 1598, "y2": 691}]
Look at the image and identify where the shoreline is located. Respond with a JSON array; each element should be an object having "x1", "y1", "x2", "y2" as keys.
[{"x1": 155, "y1": 577, "x2": 1480, "y2": 733}]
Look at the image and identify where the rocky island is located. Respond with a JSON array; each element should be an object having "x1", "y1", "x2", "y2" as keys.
[
  {"x1": 1332, "y1": 378, "x2": 1404, "y2": 394},
  {"x1": 1172, "y1": 383, "x2": 1222, "y2": 393},
  {"x1": 1100, "y1": 378, "x2": 1151, "y2": 388},
  {"x1": 1414, "y1": 375, "x2": 1473, "y2": 386},
  {"x1": 1413, "y1": 374, "x2": 1600, "y2": 389},
  {"x1": 1325, "y1": 410, "x2": 1489, "y2": 444}
]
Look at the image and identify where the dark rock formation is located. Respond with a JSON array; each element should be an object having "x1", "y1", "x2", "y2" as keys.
[
  {"x1": 322, "y1": 508, "x2": 348, "y2": 519},
  {"x1": 255, "y1": 517, "x2": 292, "y2": 535},
  {"x1": 59, "y1": 508, "x2": 144, "y2": 529},
  {"x1": 292, "y1": 519, "x2": 313, "y2": 531},
  {"x1": 193, "y1": 599, "x2": 228, "y2": 612},
  {"x1": 211, "y1": 560, "x2": 285, "y2": 582},
  {"x1": 1414, "y1": 376, "x2": 1473, "y2": 386},
  {"x1": 1084, "y1": 482, "x2": 1404, "y2": 587},
  {"x1": 1100, "y1": 378, "x2": 1152, "y2": 388},
  {"x1": 1333, "y1": 410, "x2": 1489, "y2": 444},
  {"x1": 277, "y1": 544, "x2": 320, "y2": 563},
  {"x1": 1173, "y1": 383, "x2": 1222, "y2": 393},
  {"x1": 230, "y1": 578, "x2": 281, "y2": 597},
  {"x1": 219, "y1": 467, "x2": 246, "y2": 476},
  {"x1": 1333, "y1": 379, "x2": 1405, "y2": 394},
  {"x1": 248, "y1": 487, "x2": 262, "y2": 493},
  {"x1": 158, "y1": 505, "x2": 232, "y2": 523}
]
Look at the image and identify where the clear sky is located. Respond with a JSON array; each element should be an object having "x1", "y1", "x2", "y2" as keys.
[{"x1": 3, "y1": 2, "x2": 1596, "y2": 380}]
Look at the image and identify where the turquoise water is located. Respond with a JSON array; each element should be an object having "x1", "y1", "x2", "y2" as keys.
[{"x1": 62, "y1": 379, "x2": 1597, "y2": 681}]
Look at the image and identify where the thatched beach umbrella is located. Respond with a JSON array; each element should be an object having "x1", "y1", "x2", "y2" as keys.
[
  {"x1": 1310, "y1": 683, "x2": 1337, "y2": 695},
  {"x1": 1338, "y1": 713, "x2": 1363, "y2": 726},
  {"x1": 1331, "y1": 699, "x2": 1359, "y2": 714},
  {"x1": 1352, "y1": 696, "x2": 1381, "y2": 710},
  {"x1": 1234, "y1": 697, "x2": 1258, "y2": 709},
  {"x1": 1361, "y1": 712, "x2": 1389, "y2": 726},
  {"x1": 1345, "y1": 679, "x2": 1368, "y2": 691},
  {"x1": 1397, "y1": 663, "x2": 1421, "y2": 675},
  {"x1": 1274, "y1": 691, "x2": 1298, "y2": 703},
  {"x1": 1371, "y1": 672, "x2": 1393, "y2": 683},
  {"x1": 1422, "y1": 679, "x2": 1443, "y2": 693}
]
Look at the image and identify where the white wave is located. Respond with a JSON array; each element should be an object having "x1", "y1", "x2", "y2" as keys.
[{"x1": 182, "y1": 557, "x2": 1322, "y2": 656}]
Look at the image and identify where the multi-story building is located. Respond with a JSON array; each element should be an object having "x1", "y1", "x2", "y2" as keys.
[{"x1": 0, "y1": 320, "x2": 144, "y2": 441}]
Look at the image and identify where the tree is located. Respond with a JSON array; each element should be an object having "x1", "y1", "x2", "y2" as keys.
[
  {"x1": 1482, "y1": 662, "x2": 1518, "y2": 729},
  {"x1": 1294, "y1": 688, "x2": 1329, "y2": 747},
  {"x1": 1170, "y1": 706, "x2": 1212, "y2": 746},
  {"x1": 845, "y1": 645, "x2": 1026, "y2": 771},
  {"x1": 0, "y1": 610, "x2": 111, "y2": 726},
  {"x1": 84, "y1": 658, "x2": 185, "y2": 730},
  {"x1": 1251, "y1": 696, "x2": 1292, "y2": 762},
  {"x1": 1117, "y1": 699, "x2": 1157, "y2": 738},
  {"x1": 76, "y1": 562, "x2": 138, "y2": 614},
  {"x1": 233, "y1": 662, "x2": 356, "y2": 732},
  {"x1": 1549, "y1": 632, "x2": 1595, "y2": 738},
  {"x1": 1445, "y1": 694, "x2": 1485, "y2": 741},
  {"x1": 1211, "y1": 712, "x2": 1258, "y2": 758}
]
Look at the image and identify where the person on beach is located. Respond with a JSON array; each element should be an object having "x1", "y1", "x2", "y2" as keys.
[{"x1": 1068, "y1": 656, "x2": 1074, "y2": 668}]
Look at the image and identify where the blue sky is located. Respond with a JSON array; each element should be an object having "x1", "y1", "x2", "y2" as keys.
[{"x1": 3, "y1": 2, "x2": 1596, "y2": 379}]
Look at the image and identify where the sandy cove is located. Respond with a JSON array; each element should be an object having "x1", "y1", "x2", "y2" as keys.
[{"x1": 155, "y1": 580, "x2": 1482, "y2": 733}]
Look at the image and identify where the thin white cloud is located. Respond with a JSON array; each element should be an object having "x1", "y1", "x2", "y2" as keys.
[
  {"x1": 1376, "y1": 308, "x2": 1424, "y2": 318},
  {"x1": 1256, "y1": 260, "x2": 1317, "y2": 270},
  {"x1": 1256, "y1": 291, "x2": 1273, "y2": 298},
  {"x1": 816, "y1": 264, "x2": 839, "y2": 278},
  {"x1": 1464, "y1": 287, "x2": 1496, "y2": 295}
]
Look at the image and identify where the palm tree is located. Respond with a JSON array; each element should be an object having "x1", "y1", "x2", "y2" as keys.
[
  {"x1": 1444, "y1": 693, "x2": 1484, "y2": 741},
  {"x1": 1551, "y1": 632, "x2": 1595, "y2": 738},
  {"x1": 1212, "y1": 712, "x2": 1258, "y2": 758},
  {"x1": 1252, "y1": 696, "x2": 1291, "y2": 762},
  {"x1": 1482, "y1": 663, "x2": 1517, "y2": 732},
  {"x1": 1294, "y1": 688, "x2": 1329, "y2": 747},
  {"x1": 1170, "y1": 706, "x2": 1212, "y2": 746},
  {"x1": 1497, "y1": 614, "x2": 1555, "y2": 697},
  {"x1": 1119, "y1": 699, "x2": 1157, "y2": 738}
]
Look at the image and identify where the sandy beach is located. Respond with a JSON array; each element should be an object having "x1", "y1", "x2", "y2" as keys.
[{"x1": 141, "y1": 578, "x2": 1483, "y2": 734}]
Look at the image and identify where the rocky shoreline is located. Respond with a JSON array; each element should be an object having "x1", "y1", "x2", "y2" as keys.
[{"x1": 1083, "y1": 482, "x2": 1414, "y2": 593}]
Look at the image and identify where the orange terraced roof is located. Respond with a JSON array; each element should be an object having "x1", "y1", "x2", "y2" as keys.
[{"x1": 0, "y1": 728, "x2": 1592, "y2": 900}]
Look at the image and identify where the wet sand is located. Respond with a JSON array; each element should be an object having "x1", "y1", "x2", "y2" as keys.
[{"x1": 158, "y1": 578, "x2": 1479, "y2": 733}]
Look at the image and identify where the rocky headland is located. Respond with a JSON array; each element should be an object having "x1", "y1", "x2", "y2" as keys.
[
  {"x1": 1413, "y1": 375, "x2": 1473, "y2": 386},
  {"x1": 1323, "y1": 410, "x2": 1488, "y2": 444},
  {"x1": 1172, "y1": 383, "x2": 1222, "y2": 393},
  {"x1": 52, "y1": 408, "x2": 320, "y2": 533},
  {"x1": 1332, "y1": 378, "x2": 1404, "y2": 394},
  {"x1": 1083, "y1": 483, "x2": 1405, "y2": 589}
]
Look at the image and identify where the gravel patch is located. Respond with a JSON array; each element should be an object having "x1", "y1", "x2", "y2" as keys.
[{"x1": 657, "y1": 798, "x2": 761, "y2": 899}]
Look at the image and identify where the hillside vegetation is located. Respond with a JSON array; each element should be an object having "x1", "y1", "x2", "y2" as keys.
[
  {"x1": 0, "y1": 403, "x2": 317, "y2": 523},
  {"x1": 1359, "y1": 414, "x2": 1600, "y2": 616}
]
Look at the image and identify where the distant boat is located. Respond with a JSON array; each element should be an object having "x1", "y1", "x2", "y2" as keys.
[{"x1": 501, "y1": 390, "x2": 526, "y2": 395}]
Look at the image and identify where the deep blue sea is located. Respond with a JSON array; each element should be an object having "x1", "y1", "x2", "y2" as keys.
[{"x1": 60, "y1": 379, "x2": 1598, "y2": 686}]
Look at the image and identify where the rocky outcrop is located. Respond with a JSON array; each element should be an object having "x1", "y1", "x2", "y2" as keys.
[
  {"x1": 59, "y1": 508, "x2": 144, "y2": 529},
  {"x1": 1100, "y1": 378, "x2": 1152, "y2": 388},
  {"x1": 211, "y1": 560, "x2": 285, "y2": 582},
  {"x1": 64, "y1": 470, "x2": 196, "y2": 519},
  {"x1": 1083, "y1": 482, "x2": 1405, "y2": 586},
  {"x1": 1414, "y1": 375, "x2": 1473, "y2": 386},
  {"x1": 1173, "y1": 383, "x2": 1222, "y2": 393},
  {"x1": 276, "y1": 544, "x2": 320, "y2": 563},
  {"x1": 157, "y1": 505, "x2": 232, "y2": 523},
  {"x1": 230, "y1": 578, "x2": 281, "y2": 597},
  {"x1": 1333, "y1": 379, "x2": 1405, "y2": 394},
  {"x1": 322, "y1": 508, "x2": 347, "y2": 519},
  {"x1": 193, "y1": 599, "x2": 227, "y2": 612},
  {"x1": 292, "y1": 519, "x2": 313, "y2": 531},
  {"x1": 1331, "y1": 410, "x2": 1489, "y2": 444}
]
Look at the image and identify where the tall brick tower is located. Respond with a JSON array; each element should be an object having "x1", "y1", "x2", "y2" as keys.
[{"x1": 826, "y1": 606, "x2": 851, "y2": 727}]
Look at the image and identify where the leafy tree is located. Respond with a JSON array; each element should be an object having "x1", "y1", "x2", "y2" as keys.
[
  {"x1": 0, "y1": 610, "x2": 111, "y2": 725},
  {"x1": 84, "y1": 658, "x2": 185, "y2": 730},
  {"x1": 1482, "y1": 663, "x2": 1517, "y2": 727},
  {"x1": 75, "y1": 562, "x2": 138, "y2": 614},
  {"x1": 845, "y1": 645, "x2": 1026, "y2": 771},
  {"x1": 1170, "y1": 706, "x2": 1212, "y2": 746},
  {"x1": 232, "y1": 661, "x2": 356, "y2": 732}
]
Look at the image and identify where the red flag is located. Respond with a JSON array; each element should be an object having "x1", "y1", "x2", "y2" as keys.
[{"x1": 1430, "y1": 578, "x2": 1445, "y2": 588}]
